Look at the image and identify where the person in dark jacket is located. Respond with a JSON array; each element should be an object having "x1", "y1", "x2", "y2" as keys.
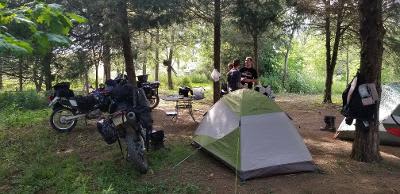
[{"x1": 227, "y1": 59, "x2": 241, "y2": 92}]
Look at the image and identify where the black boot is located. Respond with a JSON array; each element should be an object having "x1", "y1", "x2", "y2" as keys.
[{"x1": 321, "y1": 116, "x2": 336, "y2": 132}]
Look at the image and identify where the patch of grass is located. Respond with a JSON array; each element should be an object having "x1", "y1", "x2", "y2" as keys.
[
  {"x1": 0, "y1": 106, "x2": 50, "y2": 128},
  {"x1": 94, "y1": 177, "x2": 200, "y2": 194},
  {"x1": 148, "y1": 143, "x2": 194, "y2": 171},
  {"x1": 170, "y1": 182, "x2": 200, "y2": 194},
  {"x1": 0, "y1": 114, "x2": 77, "y2": 192},
  {"x1": 90, "y1": 142, "x2": 197, "y2": 193},
  {"x1": 14, "y1": 155, "x2": 90, "y2": 194},
  {"x1": 0, "y1": 110, "x2": 202, "y2": 193}
]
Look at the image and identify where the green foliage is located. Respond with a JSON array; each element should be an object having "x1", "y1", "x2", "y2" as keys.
[
  {"x1": 259, "y1": 74, "x2": 284, "y2": 93},
  {"x1": 0, "y1": 90, "x2": 48, "y2": 128},
  {"x1": 178, "y1": 76, "x2": 192, "y2": 87},
  {"x1": 155, "y1": 73, "x2": 211, "y2": 94},
  {"x1": 130, "y1": 0, "x2": 186, "y2": 31},
  {"x1": 0, "y1": 1, "x2": 85, "y2": 56},
  {"x1": 0, "y1": 33, "x2": 33, "y2": 54},
  {"x1": 0, "y1": 90, "x2": 47, "y2": 110},
  {"x1": 235, "y1": 0, "x2": 283, "y2": 38},
  {"x1": 55, "y1": 49, "x2": 90, "y2": 80},
  {"x1": 286, "y1": 71, "x2": 319, "y2": 93},
  {"x1": 66, "y1": 12, "x2": 87, "y2": 23},
  {"x1": 259, "y1": 40, "x2": 282, "y2": 74},
  {"x1": 190, "y1": 73, "x2": 209, "y2": 83}
]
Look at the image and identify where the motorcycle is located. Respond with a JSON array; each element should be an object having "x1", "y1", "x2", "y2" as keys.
[
  {"x1": 97, "y1": 107, "x2": 149, "y2": 173},
  {"x1": 49, "y1": 80, "x2": 160, "y2": 174},
  {"x1": 48, "y1": 82, "x2": 110, "y2": 132},
  {"x1": 97, "y1": 83, "x2": 156, "y2": 174},
  {"x1": 137, "y1": 74, "x2": 160, "y2": 109}
]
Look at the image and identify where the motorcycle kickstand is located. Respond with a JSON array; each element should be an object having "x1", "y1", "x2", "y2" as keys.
[
  {"x1": 145, "y1": 129, "x2": 151, "y2": 152},
  {"x1": 117, "y1": 137, "x2": 124, "y2": 159}
]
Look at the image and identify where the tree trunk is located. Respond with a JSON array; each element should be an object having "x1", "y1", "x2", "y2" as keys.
[
  {"x1": 323, "y1": 0, "x2": 332, "y2": 103},
  {"x1": 38, "y1": 78, "x2": 43, "y2": 92},
  {"x1": 213, "y1": 0, "x2": 221, "y2": 103},
  {"x1": 18, "y1": 59, "x2": 23, "y2": 91},
  {"x1": 95, "y1": 64, "x2": 99, "y2": 89},
  {"x1": 324, "y1": 0, "x2": 345, "y2": 103},
  {"x1": 155, "y1": 27, "x2": 160, "y2": 81},
  {"x1": 167, "y1": 66, "x2": 172, "y2": 89},
  {"x1": 346, "y1": 44, "x2": 349, "y2": 85},
  {"x1": 43, "y1": 52, "x2": 53, "y2": 91},
  {"x1": 283, "y1": 29, "x2": 295, "y2": 88},
  {"x1": 33, "y1": 72, "x2": 43, "y2": 92},
  {"x1": 351, "y1": 0, "x2": 384, "y2": 162},
  {"x1": 252, "y1": 33, "x2": 259, "y2": 75},
  {"x1": 118, "y1": 0, "x2": 136, "y2": 86},
  {"x1": 142, "y1": 51, "x2": 147, "y2": 76},
  {"x1": 167, "y1": 48, "x2": 174, "y2": 90},
  {"x1": 84, "y1": 71, "x2": 89, "y2": 95},
  {"x1": 143, "y1": 62, "x2": 147, "y2": 76},
  {"x1": 0, "y1": 60, "x2": 3, "y2": 90},
  {"x1": 32, "y1": 59, "x2": 42, "y2": 92},
  {"x1": 103, "y1": 42, "x2": 111, "y2": 80}
]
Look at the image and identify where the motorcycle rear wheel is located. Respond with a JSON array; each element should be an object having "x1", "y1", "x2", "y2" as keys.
[
  {"x1": 125, "y1": 132, "x2": 149, "y2": 174},
  {"x1": 50, "y1": 108, "x2": 77, "y2": 133},
  {"x1": 148, "y1": 95, "x2": 160, "y2": 110}
]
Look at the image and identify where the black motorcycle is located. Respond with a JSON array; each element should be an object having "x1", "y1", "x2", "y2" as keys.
[
  {"x1": 96, "y1": 82, "x2": 158, "y2": 174},
  {"x1": 137, "y1": 74, "x2": 160, "y2": 109},
  {"x1": 48, "y1": 82, "x2": 110, "y2": 132},
  {"x1": 97, "y1": 107, "x2": 149, "y2": 173}
]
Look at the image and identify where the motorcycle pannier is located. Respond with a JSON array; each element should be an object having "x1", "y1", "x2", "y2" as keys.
[
  {"x1": 53, "y1": 82, "x2": 74, "y2": 98},
  {"x1": 96, "y1": 118, "x2": 118, "y2": 144},
  {"x1": 75, "y1": 95, "x2": 98, "y2": 113}
]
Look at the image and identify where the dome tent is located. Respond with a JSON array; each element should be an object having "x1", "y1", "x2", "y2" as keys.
[{"x1": 193, "y1": 89, "x2": 316, "y2": 180}]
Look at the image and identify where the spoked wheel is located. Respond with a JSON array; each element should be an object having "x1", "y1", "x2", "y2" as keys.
[
  {"x1": 125, "y1": 132, "x2": 148, "y2": 174},
  {"x1": 50, "y1": 108, "x2": 77, "y2": 133},
  {"x1": 148, "y1": 95, "x2": 160, "y2": 110}
]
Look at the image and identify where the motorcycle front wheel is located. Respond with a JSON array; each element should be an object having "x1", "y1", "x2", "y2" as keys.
[
  {"x1": 50, "y1": 108, "x2": 77, "y2": 133},
  {"x1": 125, "y1": 131, "x2": 149, "y2": 174},
  {"x1": 148, "y1": 95, "x2": 160, "y2": 110}
]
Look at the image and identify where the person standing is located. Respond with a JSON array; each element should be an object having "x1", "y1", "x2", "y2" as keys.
[
  {"x1": 240, "y1": 57, "x2": 258, "y2": 89},
  {"x1": 227, "y1": 59, "x2": 241, "y2": 92}
]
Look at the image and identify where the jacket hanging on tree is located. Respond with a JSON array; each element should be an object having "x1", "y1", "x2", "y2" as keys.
[{"x1": 341, "y1": 72, "x2": 379, "y2": 123}]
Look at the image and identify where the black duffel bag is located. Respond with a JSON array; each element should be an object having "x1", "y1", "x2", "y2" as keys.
[
  {"x1": 96, "y1": 118, "x2": 118, "y2": 144},
  {"x1": 150, "y1": 130, "x2": 165, "y2": 150},
  {"x1": 53, "y1": 82, "x2": 74, "y2": 98},
  {"x1": 75, "y1": 95, "x2": 98, "y2": 113},
  {"x1": 179, "y1": 86, "x2": 193, "y2": 97}
]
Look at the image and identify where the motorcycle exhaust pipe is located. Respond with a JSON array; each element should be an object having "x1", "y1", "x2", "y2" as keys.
[
  {"x1": 63, "y1": 114, "x2": 86, "y2": 121},
  {"x1": 126, "y1": 111, "x2": 136, "y2": 125}
]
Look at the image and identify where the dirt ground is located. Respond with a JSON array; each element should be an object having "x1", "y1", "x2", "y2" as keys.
[
  {"x1": 149, "y1": 94, "x2": 400, "y2": 194},
  {"x1": 45, "y1": 94, "x2": 400, "y2": 194}
]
